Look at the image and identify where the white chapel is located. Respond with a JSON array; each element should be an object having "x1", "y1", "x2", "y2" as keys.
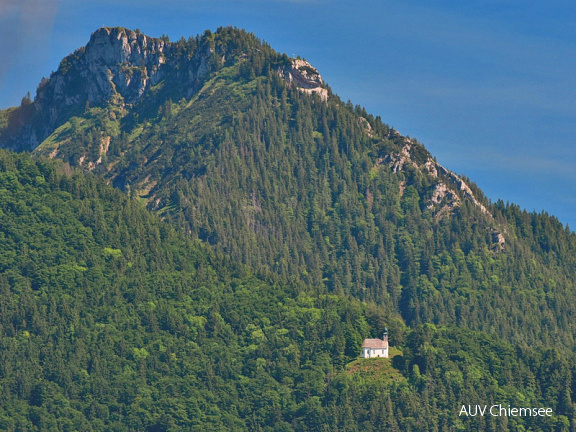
[{"x1": 360, "y1": 328, "x2": 389, "y2": 358}]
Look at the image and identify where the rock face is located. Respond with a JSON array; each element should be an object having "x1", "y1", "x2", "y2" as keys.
[
  {"x1": 279, "y1": 59, "x2": 328, "y2": 101},
  {"x1": 30, "y1": 28, "x2": 220, "y2": 142},
  {"x1": 379, "y1": 134, "x2": 506, "y2": 248},
  {"x1": 0, "y1": 28, "x2": 173, "y2": 150},
  {"x1": 83, "y1": 28, "x2": 168, "y2": 102},
  {"x1": 35, "y1": 28, "x2": 169, "y2": 132},
  {"x1": 1, "y1": 27, "x2": 332, "y2": 151},
  {"x1": 383, "y1": 139, "x2": 489, "y2": 216}
]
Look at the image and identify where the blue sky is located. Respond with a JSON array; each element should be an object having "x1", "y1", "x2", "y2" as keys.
[{"x1": 1, "y1": 0, "x2": 575, "y2": 227}]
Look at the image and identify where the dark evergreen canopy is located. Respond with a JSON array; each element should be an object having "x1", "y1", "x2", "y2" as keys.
[{"x1": 0, "y1": 27, "x2": 575, "y2": 431}]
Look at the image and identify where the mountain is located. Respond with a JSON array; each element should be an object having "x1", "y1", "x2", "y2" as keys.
[
  {"x1": 2, "y1": 26, "x2": 576, "y2": 430},
  {"x1": 0, "y1": 149, "x2": 573, "y2": 431}
]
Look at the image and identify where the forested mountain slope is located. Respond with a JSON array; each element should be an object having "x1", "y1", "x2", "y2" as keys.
[
  {"x1": 2, "y1": 26, "x2": 576, "y2": 352},
  {"x1": 0, "y1": 149, "x2": 367, "y2": 430},
  {"x1": 0, "y1": 150, "x2": 574, "y2": 431}
]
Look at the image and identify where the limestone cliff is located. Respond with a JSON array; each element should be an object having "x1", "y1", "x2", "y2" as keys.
[
  {"x1": 1, "y1": 27, "x2": 327, "y2": 151},
  {"x1": 0, "y1": 26, "x2": 504, "y2": 251},
  {"x1": 279, "y1": 59, "x2": 328, "y2": 101},
  {"x1": 376, "y1": 132, "x2": 506, "y2": 248}
]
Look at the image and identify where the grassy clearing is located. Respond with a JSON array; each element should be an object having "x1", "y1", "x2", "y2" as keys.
[{"x1": 345, "y1": 347, "x2": 405, "y2": 383}]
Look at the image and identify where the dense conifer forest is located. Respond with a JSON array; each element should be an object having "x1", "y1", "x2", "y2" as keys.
[
  {"x1": 0, "y1": 150, "x2": 574, "y2": 431},
  {"x1": 1, "y1": 26, "x2": 576, "y2": 431}
]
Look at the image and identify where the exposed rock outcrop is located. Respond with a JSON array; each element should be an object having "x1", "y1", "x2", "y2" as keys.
[
  {"x1": 35, "y1": 27, "x2": 216, "y2": 116},
  {"x1": 491, "y1": 231, "x2": 506, "y2": 251},
  {"x1": 83, "y1": 28, "x2": 168, "y2": 103},
  {"x1": 35, "y1": 28, "x2": 169, "y2": 121},
  {"x1": 383, "y1": 139, "x2": 489, "y2": 216},
  {"x1": 358, "y1": 117, "x2": 374, "y2": 137},
  {"x1": 376, "y1": 135, "x2": 506, "y2": 251},
  {"x1": 378, "y1": 135, "x2": 505, "y2": 247},
  {"x1": 386, "y1": 142, "x2": 418, "y2": 173},
  {"x1": 279, "y1": 59, "x2": 328, "y2": 101},
  {"x1": 1, "y1": 28, "x2": 237, "y2": 151},
  {"x1": 2, "y1": 27, "x2": 332, "y2": 152}
]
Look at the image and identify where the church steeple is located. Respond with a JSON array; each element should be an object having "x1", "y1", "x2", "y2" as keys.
[{"x1": 382, "y1": 327, "x2": 388, "y2": 342}]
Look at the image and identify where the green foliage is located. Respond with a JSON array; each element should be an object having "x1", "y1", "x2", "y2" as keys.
[
  {"x1": 33, "y1": 39, "x2": 576, "y2": 352},
  {"x1": 3, "y1": 26, "x2": 576, "y2": 429},
  {"x1": 0, "y1": 150, "x2": 379, "y2": 430},
  {"x1": 0, "y1": 150, "x2": 573, "y2": 430}
]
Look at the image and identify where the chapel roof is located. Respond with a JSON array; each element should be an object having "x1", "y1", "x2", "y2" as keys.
[{"x1": 362, "y1": 338, "x2": 388, "y2": 349}]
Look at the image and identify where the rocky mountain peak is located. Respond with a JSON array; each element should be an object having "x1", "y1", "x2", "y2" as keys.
[
  {"x1": 85, "y1": 27, "x2": 166, "y2": 67},
  {"x1": 1, "y1": 27, "x2": 331, "y2": 151},
  {"x1": 2, "y1": 27, "x2": 216, "y2": 150},
  {"x1": 39, "y1": 27, "x2": 169, "y2": 111},
  {"x1": 21, "y1": 27, "x2": 171, "y2": 148}
]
